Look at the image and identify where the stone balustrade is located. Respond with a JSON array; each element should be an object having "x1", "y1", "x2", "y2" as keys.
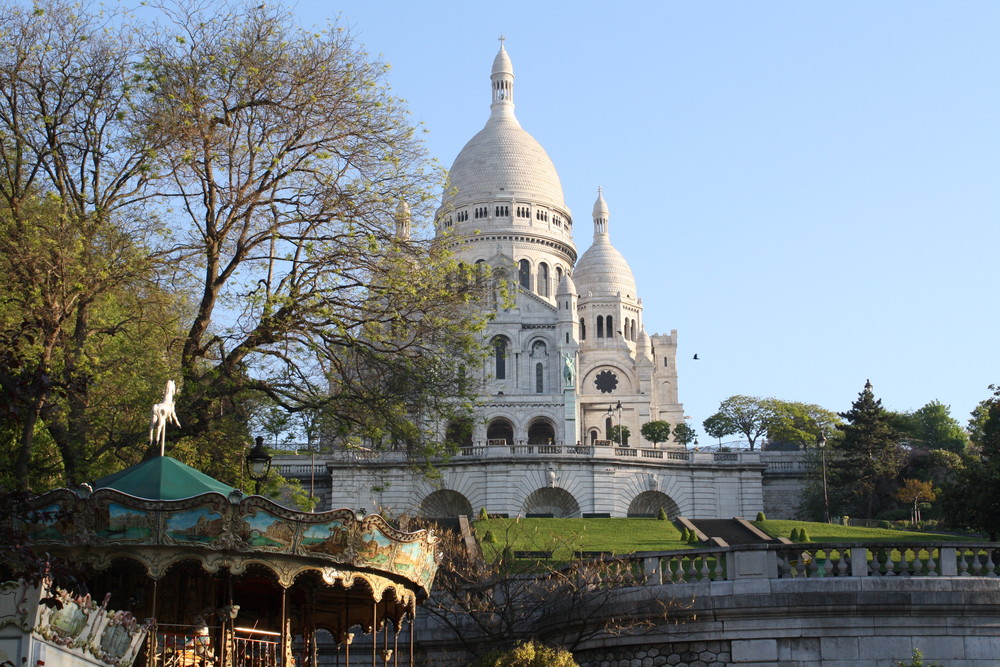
[
  {"x1": 274, "y1": 444, "x2": 762, "y2": 470},
  {"x1": 603, "y1": 542, "x2": 1000, "y2": 585}
]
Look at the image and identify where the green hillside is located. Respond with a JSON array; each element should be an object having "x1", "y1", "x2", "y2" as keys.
[{"x1": 472, "y1": 518, "x2": 976, "y2": 562}]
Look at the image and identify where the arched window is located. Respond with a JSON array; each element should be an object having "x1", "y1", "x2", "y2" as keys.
[
  {"x1": 518, "y1": 259, "x2": 531, "y2": 289},
  {"x1": 590, "y1": 430, "x2": 598, "y2": 445},
  {"x1": 493, "y1": 337, "x2": 507, "y2": 380},
  {"x1": 538, "y1": 263, "x2": 549, "y2": 297},
  {"x1": 487, "y1": 419, "x2": 514, "y2": 445},
  {"x1": 556, "y1": 266, "x2": 563, "y2": 282},
  {"x1": 579, "y1": 318, "x2": 586, "y2": 340},
  {"x1": 605, "y1": 417, "x2": 613, "y2": 438},
  {"x1": 631, "y1": 319, "x2": 637, "y2": 341},
  {"x1": 607, "y1": 315, "x2": 614, "y2": 338},
  {"x1": 597, "y1": 315, "x2": 604, "y2": 338},
  {"x1": 535, "y1": 363, "x2": 544, "y2": 393}
]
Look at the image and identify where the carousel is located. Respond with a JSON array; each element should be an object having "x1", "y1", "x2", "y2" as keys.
[{"x1": 0, "y1": 385, "x2": 439, "y2": 667}]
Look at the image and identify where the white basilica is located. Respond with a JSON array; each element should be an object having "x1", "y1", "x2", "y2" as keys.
[
  {"x1": 277, "y1": 43, "x2": 785, "y2": 521},
  {"x1": 435, "y1": 42, "x2": 685, "y2": 450}
]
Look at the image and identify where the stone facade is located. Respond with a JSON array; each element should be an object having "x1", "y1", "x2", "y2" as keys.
[{"x1": 434, "y1": 42, "x2": 684, "y2": 453}]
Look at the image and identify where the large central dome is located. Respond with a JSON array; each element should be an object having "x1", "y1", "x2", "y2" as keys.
[
  {"x1": 440, "y1": 43, "x2": 567, "y2": 213},
  {"x1": 444, "y1": 119, "x2": 566, "y2": 210}
]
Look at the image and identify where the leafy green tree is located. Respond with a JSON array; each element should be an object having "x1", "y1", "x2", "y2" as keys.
[
  {"x1": 640, "y1": 420, "x2": 671, "y2": 447},
  {"x1": 967, "y1": 399, "x2": 991, "y2": 448},
  {"x1": 608, "y1": 425, "x2": 631, "y2": 446},
  {"x1": 942, "y1": 386, "x2": 1000, "y2": 539},
  {"x1": 832, "y1": 380, "x2": 906, "y2": 519},
  {"x1": 896, "y1": 400, "x2": 968, "y2": 453},
  {"x1": 672, "y1": 423, "x2": 697, "y2": 447},
  {"x1": 706, "y1": 395, "x2": 772, "y2": 450},
  {"x1": 765, "y1": 401, "x2": 842, "y2": 449},
  {"x1": 139, "y1": 2, "x2": 488, "y2": 463},
  {"x1": 0, "y1": 2, "x2": 180, "y2": 489},
  {"x1": 702, "y1": 412, "x2": 735, "y2": 444}
]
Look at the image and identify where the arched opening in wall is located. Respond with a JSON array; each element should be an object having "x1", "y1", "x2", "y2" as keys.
[
  {"x1": 627, "y1": 491, "x2": 681, "y2": 518},
  {"x1": 631, "y1": 319, "x2": 637, "y2": 341},
  {"x1": 492, "y1": 336, "x2": 508, "y2": 379},
  {"x1": 555, "y1": 266, "x2": 563, "y2": 283},
  {"x1": 607, "y1": 315, "x2": 614, "y2": 338},
  {"x1": 538, "y1": 262, "x2": 549, "y2": 297},
  {"x1": 535, "y1": 362, "x2": 544, "y2": 393},
  {"x1": 579, "y1": 318, "x2": 586, "y2": 340},
  {"x1": 486, "y1": 418, "x2": 514, "y2": 445},
  {"x1": 605, "y1": 417, "x2": 613, "y2": 438},
  {"x1": 527, "y1": 419, "x2": 556, "y2": 445},
  {"x1": 596, "y1": 315, "x2": 604, "y2": 338},
  {"x1": 522, "y1": 488, "x2": 581, "y2": 518},
  {"x1": 419, "y1": 489, "x2": 473, "y2": 519},
  {"x1": 518, "y1": 259, "x2": 531, "y2": 290},
  {"x1": 589, "y1": 429, "x2": 598, "y2": 445},
  {"x1": 445, "y1": 419, "x2": 473, "y2": 448}
]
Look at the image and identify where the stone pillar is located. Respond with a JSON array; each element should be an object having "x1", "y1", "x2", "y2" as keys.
[{"x1": 564, "y1": 386, "x2": 579, "y2": 445}]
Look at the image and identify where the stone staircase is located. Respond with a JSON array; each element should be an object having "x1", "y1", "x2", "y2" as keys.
[{"x1": 687, "y1": 518, "x2": 774, "y2": 545}]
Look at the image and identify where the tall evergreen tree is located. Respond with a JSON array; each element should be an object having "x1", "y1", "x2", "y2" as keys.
[{"x1": 833, "y1": 380, "x2": 905, "y2": 519}]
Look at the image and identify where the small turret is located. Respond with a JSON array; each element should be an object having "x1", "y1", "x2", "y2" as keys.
[{"x1": 395, "y1": 200, "x2": 411, "y2": 241}]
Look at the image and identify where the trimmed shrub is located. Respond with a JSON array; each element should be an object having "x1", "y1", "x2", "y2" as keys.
[
  {"x1": 756, "y1": 511, "x2": 766, "y2": 522},
  {"x1": 657, "y1": 507, "x2": 669, "y2": 520},
  {"x1": 800, "y1": 528, "x2": 811, "y2": 542},
  {"x1": 478, "y1": 506, "x2": 489, "y2": 521},
  {"x1": 482, "y1": 530, "x2": 495, "y2": 544},
  {"x1": 472, "y1": 640, "x2": 579, "y2": 667},
  {"x1": 687, "y1": 529, "x2": 700, "y2": 544},
  {"x1": 790, "y1": 528, "x2": 801, "y2": 542}
]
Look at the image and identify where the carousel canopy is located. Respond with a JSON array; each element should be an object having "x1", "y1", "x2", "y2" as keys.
[{"x1": 92, "y1": 456, "x2": 236, "y2": 500}]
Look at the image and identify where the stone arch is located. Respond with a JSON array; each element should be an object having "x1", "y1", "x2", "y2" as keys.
[
  {"x1": 486, "y1": 418, "x2": 514, "y2": 445},
  {"x1": 522, "y1": 488, "x2": 581, "y2": 518},
  {"x1": 627, "y1": 491, "x2": 680, "y2": 518},
  {"x1": 419, "y1": 490, "x2": 473, "y2": 519},
  {"x1": 527, "y1": 418, "x2": 556, "y2": 445}
]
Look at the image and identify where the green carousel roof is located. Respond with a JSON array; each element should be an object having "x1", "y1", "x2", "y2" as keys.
[{"x1": 92, "y1": 456, "x2": 236, "y2": 500}]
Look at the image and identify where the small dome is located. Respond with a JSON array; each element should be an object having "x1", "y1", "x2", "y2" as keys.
[
  {"x1": 593, "y1": 189, "x2": 609, "y2": 220},
  {"x1": 573, "y1": 190, "x2": 638, "y2": 299},
  {"x1": 492, "y1": 43, "x2": 513, "y2": 76},
  {"x1": 556, "y1": 271, "x2": 577, "y2": 296},
  {"x1": 574, "y1": 242, "x2": 638, "y2": 298}
]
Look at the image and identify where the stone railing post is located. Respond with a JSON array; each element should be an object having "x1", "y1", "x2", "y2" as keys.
[
  {"x1": 643, "y1": 556, "x2": 661, "y2": 585},
  {"x1": 939, "y1": 547, "x2": 958, "y2": 576},
  {"x1": 850, "y1": 547, "x2": 869, "y2": 576},
  {"x1": 727, "y1": 547, "x2": 777, "y2": 580}
]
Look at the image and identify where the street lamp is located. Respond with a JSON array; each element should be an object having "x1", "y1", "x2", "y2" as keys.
[
  {"x1": 817, "y1": 432, "x2": 830, "y2": 523},
  {"x1": 615, "y1": 400, "x2": 623, "y2": 447},
  {"x1": 245, "y1": 435, "x2": 272, "y2": 495}
]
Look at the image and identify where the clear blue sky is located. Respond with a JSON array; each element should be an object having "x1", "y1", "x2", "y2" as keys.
[{"x1": 295, "y1": 1, "x2": 999, "y2": 436}]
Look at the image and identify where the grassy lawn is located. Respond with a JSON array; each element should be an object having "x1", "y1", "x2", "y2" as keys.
[
  {"x1": 754, "y1": 520, "x2": 981, "y2": 543},
  {"x1": 475, "y1": 517, "x2": 690, "y2": 561},
  {"x1": 469, "y1": 518, "x2": 981, "y2": 564}
]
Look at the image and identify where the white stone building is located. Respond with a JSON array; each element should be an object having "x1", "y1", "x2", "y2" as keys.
[
  {"x1": 434, "y1": 41, "x2": 684, "y2": 452},
  {"x1": 276, "y1": 43, "x2": 799, "y2": 521}
]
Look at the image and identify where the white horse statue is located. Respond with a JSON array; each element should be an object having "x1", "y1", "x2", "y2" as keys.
[{"x1": 149, "y1": 380, "x2": 181, "y2": 455}]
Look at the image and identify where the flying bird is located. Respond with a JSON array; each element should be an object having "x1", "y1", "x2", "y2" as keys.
[{"x1": 693, "y1": 354, "x2": 700, "y2": 360}]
